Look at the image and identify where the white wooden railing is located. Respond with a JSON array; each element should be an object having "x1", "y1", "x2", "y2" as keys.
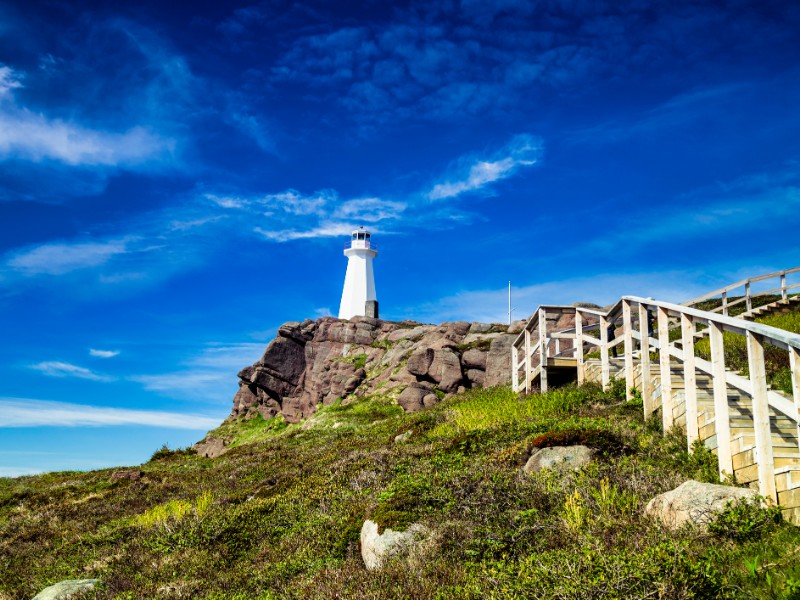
[
  {"x1": 683, "y1": 266, "x2": 800, "y2": 316},
  {"x1": 512, "y1": 296, "x2": 800, "y2": 503}
]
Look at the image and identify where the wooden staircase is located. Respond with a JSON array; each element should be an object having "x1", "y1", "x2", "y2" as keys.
[
  {"x1": 513, "y1": 271, "x2": 800, "y2": 524},
  {"x1": 583, "y1": 357, "x2": 800, "y2": 522},
  {"x1": 741, "y1": 296, "x2": 800, "y2": 321}
]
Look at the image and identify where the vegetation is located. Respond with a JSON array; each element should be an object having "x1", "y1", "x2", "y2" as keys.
[
  {"x1": 695, "y1": 309, "x2": 800, "y2": 396},
  {"x1": 2, "y1": 383, "x2": 800, "y2": 599},
  {"x1": 334, "y1": 352, "x2": 369, "y2": 370},
  {"x1": 455, "y1": 338, "x2": 493, "y2": 352}
]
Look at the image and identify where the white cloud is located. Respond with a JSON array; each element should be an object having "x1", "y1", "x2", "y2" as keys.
[
  {"x1": 0, "y1": 467, "x2": 43, "y2": 478},
  {"x1": 0, "y1": 63, "x2": 174, "y2": 167},
  {"x1": 131, "y1": 343, "x2": 263, "y2": 401},
  {"x1": 313, "y1": 307, "x2": 333, "y2": 318},
  {"x1": 409, "y1": 271, "x2": 715, "y2": 324},
  {"x1": 334, "y1": 197, "x2": 406, "y2": 221},
  {"x1": 0, "y1": 398, "x2": 219, "y2": 429},
  {"x1": 133, "y1": 372, "x2": 226, "y2": 393},
  {"x1": 0, "y1": 110, "x2": 173, "y2": 166},
  {"x1": 254, "y1": 222, "x2": 356, "y2": 242},
  {"x1": 427, "y1": 134, "x2": 542, "y2": 200},
  {"x1": 6, "y1": 239, "x2": 131, "y2": 276},
  {"x1": 263, "y1": 190, "x2": 332, "y2": 215},
  {"x1": 0, "y1": 65, "x2": 22, "y2": 98},
  {"x1": 29, "y1": 361, "x2": 113, "y2": 382},
  {"x1": 89, "y1": 349, "x2": 120, "y2": 359},
  {"x1": 205, "y1": 193, "x2": 248, "y2": 209}
]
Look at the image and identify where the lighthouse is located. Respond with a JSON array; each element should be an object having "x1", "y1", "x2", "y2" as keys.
[{"x1": 338, "y1": 227, "x2": 379, "y2": 320}]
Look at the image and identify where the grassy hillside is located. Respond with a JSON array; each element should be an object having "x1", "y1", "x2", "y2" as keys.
[
  {"x1": 695, "y1": 309, "x2": 800, "y2": 395},
  {"x1": 2, "y1": 384, "x2": 800, "y2": 599}
]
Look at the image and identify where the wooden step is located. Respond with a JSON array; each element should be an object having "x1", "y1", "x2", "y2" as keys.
[
  {"x1": 778, "y1": 487, "x2": 800, "y2": 523},
  {"x1": 734, "y1": 455, "x2": 800, "y2": 484},
  {"x1": 775, "y1": 466, "x2": 800, "y2": 493}
]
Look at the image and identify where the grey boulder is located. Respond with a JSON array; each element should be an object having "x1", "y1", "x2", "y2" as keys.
[
  {"x1": 32, "y1": 579, "x2": 99, "y2": 600},
  {"x1": 360, "y1": 519, "x2": 428, "y2": 571},
  {"x1": 645, "y1": 479, "x2": 762, "y2": 531},
  {"x1": 523, "y1": 445, "x2": 594, "y2": 473},
  {"x1": 194, "y1": 436, "x2": 228, "y2": 459}
]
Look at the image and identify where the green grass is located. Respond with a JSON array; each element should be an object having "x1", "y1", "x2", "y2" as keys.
[
  {"x1": 207, "y1": 413, "x2": 290, "y2": 447},
  {"x1": 334, "y1": 352, "x2": 368, "y2": 370},
  {"x1": 695, "y1": 308, "x2": 800, "y2": 395},
  {"x1": 2, "y1": 385, "x2": 800, "y2": 599}
]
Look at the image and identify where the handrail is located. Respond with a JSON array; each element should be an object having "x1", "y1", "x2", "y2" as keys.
[
  {"x1": 511, "y1": 293, "x2": 800, "y2": 504},
  {"x1": 683, "y1": 266, "x2": 800, "y2": 315}
]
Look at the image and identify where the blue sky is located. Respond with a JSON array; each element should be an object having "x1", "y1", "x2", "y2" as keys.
[{"x1": 2, "y1": 0, "x2": 800, "y2": 475}]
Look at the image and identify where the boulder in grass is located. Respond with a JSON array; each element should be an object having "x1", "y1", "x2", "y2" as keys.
[
  {"x1": 645, "y1": 479, "x2": 762, "y2": 531},
  {"x1": 32, "y1": 579, "x2": 99, "y2": 600},
  {"x1": 360, "y1": 520, "x2": 428, "y2": 571},
  {"x1": 523, "y1": 445, "x2": 594, "y2": 473},
  {"x1": 194, "y1": 436, "x2": 228, "y2": 459}
]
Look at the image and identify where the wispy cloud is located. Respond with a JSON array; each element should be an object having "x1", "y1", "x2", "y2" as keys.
[
  {"x1": 131, "y1": 343, "x2": 263, "y2": 401},
  {"x1": 29, "y1": 361, "x2": 113, "y2": 382},
  {"x1": 6, "y1": 239, "x2": 132, "y2": 276},
  {"x1": 427, "y1": 134, "x2": 542, "y2": 200},
  {"x1": 0, "y1": 66, "x2": 174, "y2": 167},
  {"x1": 0, "y1": 134, "x2": 540, "y2": 294},
  {"x1": 576, "y1": 169, "x2": 800, "y2": 257},
  {"x1": 334, "y1": 197, "x2": 406, "y2": 221},
  {"x1": 89, "y1": 349, "x2": 120, "y2": 359},
  {"x1": 411, "y1": 270, "x2": 716, "y2": 324},
  {"x1": 212, "y1": 134, "x2": 541, "y2": 242},
  {"x1": 254, "y1": 222, "x2": 355, "y2": 242},
  {"x1": 0, "y1": 467, "x2": 42, "y2": 478},
  {"x1": 0, "y1": 65, "x2": 22, "y2": 98},
  {"x1": 0, "y1": 398, "x2": 219, "y2": 429}
]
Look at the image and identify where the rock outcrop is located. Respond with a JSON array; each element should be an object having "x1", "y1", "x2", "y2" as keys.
[{"x1": 228, "y1": 316, "x2": 521, "y2": 424}]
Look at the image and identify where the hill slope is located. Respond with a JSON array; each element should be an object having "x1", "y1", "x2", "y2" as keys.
[{"x1": 3, "y1": 383, "x2": 800, "y2": 599}]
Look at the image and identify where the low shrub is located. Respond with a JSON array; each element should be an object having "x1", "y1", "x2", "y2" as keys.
[{"x1": 708, "y1": 497, "x2": 783, "y2": 542}]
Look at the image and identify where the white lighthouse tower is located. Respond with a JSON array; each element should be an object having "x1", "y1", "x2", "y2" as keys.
[{"x1": 338, "y1": 227, "x2": 379, "y2": 320}]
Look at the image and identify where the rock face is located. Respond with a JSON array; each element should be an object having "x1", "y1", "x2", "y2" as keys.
[
  {"x1": 32, "y1": 579, "x2": 99, "y2": 600},
  {"x1": 226, "y1": 317, "x2": 522, "y2": 424},
  {"x1": 645, "y1": 480, "x2": 761, "y2": 531},
  {"x1": 523, "y1": 445, "x2": 594, "y2": 473},
  {"x1": 360, "y1": 519, "x2": 428, "y2": 570}
]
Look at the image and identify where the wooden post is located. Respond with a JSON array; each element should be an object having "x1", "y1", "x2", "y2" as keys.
[
  {"x1": 524, "y1": 328, "x2": 531, "y2": 394},
  {"x1": 745, "y1": 282, "x2": 752, "y2": 312},
  {"x1": 747, "y1": 332, "x2": 777, "y2": 503},
  {"x1": 600, "y1": 314, "x2": 610, "y2": 391},
  {"x1": 709, "y1": 321, "x2": 733, "y2": 478},
  {"x1": 781, "y1": 273, "x2": 788, "y2": 301},
  {"x1": 790, "y1": 346, "x2": 800, "y2": 455},
  {"x1": 681, "y1": 313, "x2": 699, "y2": 448},
  {"x1": 658, "y1": 306, "x2": 674, "y2": 430},
  {"x1": 638, "y1": 303, "x2": 653, "y2": 417},
  {"x1": 539, "y1": 308, "x2": 548, "y2": 392},
  {"x1": 622, "y1": 300, "x2": 634, "y2": 401},
  {"x1": 575, "y1": 310, "x2": 585, "y2": 386},
  {"x1": 722, "y1": 291, "x2": 728, "y2": 316},
  {"x1": 511, "y1": 345, "x2": 519, "y2": 393}
]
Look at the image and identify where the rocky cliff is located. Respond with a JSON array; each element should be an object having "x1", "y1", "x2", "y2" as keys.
[{"x1": 227, "y1": 316, "x2": 525, "y2": 424}]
